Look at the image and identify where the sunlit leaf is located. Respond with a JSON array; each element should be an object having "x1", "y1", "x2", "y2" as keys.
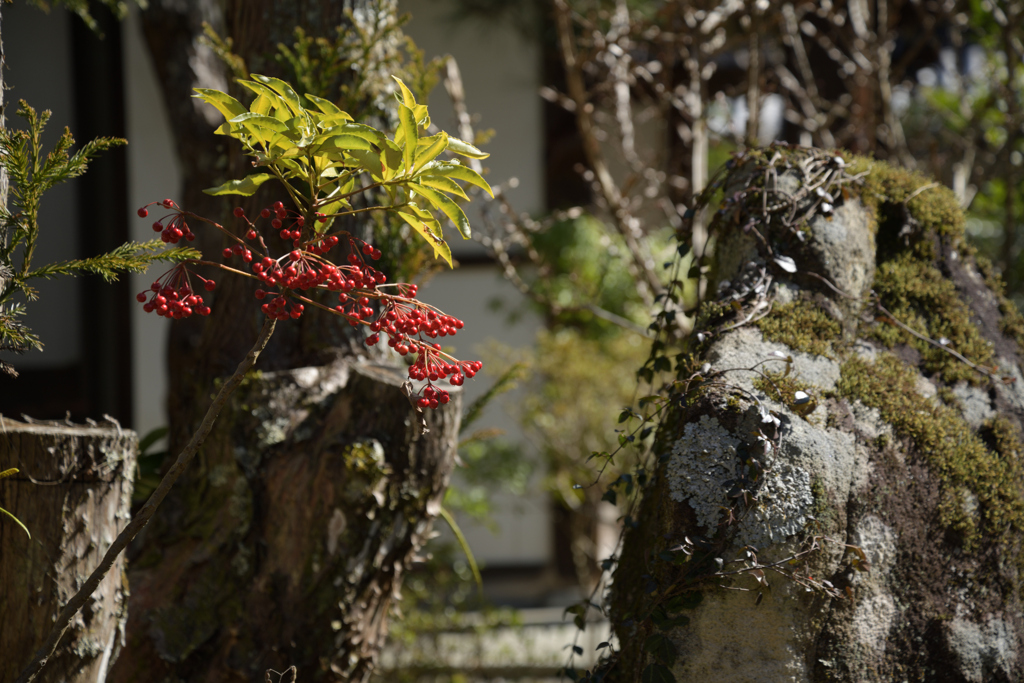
[
  {"x1": 203, "y1": 173, "x2": 274, "y2": 196},
  {"x1": 447, "y1": 135, "x2": 489, "y2": 159},
  {"x1": 415, "y1": 185, "x2": 471, "y2": 239},
  {"x1": 193, "y1": 88, "x2": 247, "y2": 122}
]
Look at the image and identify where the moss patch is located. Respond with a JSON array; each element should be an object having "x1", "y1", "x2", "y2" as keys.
[
  {"x1": 871, "y1": 252, "x2": 995, "y2": 385},
  {"x1": 847, "y1": 157, "x2": 966, "y2": 243},
  {"x1": 755, "y1": 300, "x2": 841, "y2": 358},
  {"x1": 752, "y1": 369, "x2": 818, "y2": 418},
  {"x1": 836, "y1": 353, "x2": 1024, "y2": 549}
]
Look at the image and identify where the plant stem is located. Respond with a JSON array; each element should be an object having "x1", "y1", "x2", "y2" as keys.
[{"x1": 14, "y1": 319, "x2": 277, "y2": 683}]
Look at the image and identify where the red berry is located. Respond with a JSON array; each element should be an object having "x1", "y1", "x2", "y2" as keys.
[
  {"x1": 136, "y1": 292, "x2": 148, "y2": 302},
  {"x1": 233, "y1": 207, "x2": 245, "y2": 218},
  {"x1": 222, "y1": 248, "x2": 233, "y2": 259},
  {"x1": 162, "y1": 199, "x2": 174, "y2": 208},
  {"x1": 138, "y1": 207, "x2": 149, "y2": 218},
  {"x1": 261, "y1": 208, "x2": 271, "y2": 219},
  {"x1": 204, "y1": 280, "x2": 216, "y2": 291}
]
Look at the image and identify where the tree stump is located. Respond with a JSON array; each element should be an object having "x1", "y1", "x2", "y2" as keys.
[
  {"x1": 610, "y1": 147, "x2": 1024, "y2": 682},
  {"x1": 0, "y1": 417, "x2": 137, "y2": 683},
  {"x1": 109, "y1": 361, "x2": 461, "y2": 682}
]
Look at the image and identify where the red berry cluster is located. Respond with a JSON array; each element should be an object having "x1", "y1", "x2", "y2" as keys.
[
  {"x1": 138, "y1": 199, "x2": 196, "y2": 244},
  {"x1": 135, "y1": 199, "x2": 482, "y2": 409},
  {"x1": 136, "y1": 264, "x2": 213, "y2": 318}
]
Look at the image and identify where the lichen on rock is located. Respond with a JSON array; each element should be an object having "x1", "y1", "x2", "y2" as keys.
[
  {"x1": 609, "y1": 145, "x2": 1024, "y2": 683},
  {"x1": 666, "y1": 414, "x2": 739, "y2": 532}
]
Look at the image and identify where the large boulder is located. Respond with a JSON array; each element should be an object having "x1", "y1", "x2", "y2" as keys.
[{"x1": 609, "y1": 146, "x2": 1024, "y2": 683}]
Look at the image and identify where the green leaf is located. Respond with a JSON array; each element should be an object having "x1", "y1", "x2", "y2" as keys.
[
  {"x1": 330, "y1": 122, "x2": 387, "y2": 146},
  {"x1": 396, "y1": 209, "x2": 453, "y2": 268},
  {"x1": 412, "y1": 133, "x2": 449, "y2": 175},
  {"x1": 439, "y1": 506, "x2": 484, "y2": 597},
  {"x1": 228, "y1": 112, "x2": 289, "y2": 132},
  {"x1": 381, "y1": 139, "x2": 404, "y2": 173},
  {"x1": 251, "y1": 74, "x2": 303, "y2": 116},
  {"x1": 304, "y1": 93, "x2": 350, "y2": 118},
  {"x1": 398, "y1": 104, "x2": 418, "y2": 172},
  {"x1": 316, "y1": 134, "x2": 374, "y2": 154},
  {"x1": 347, "y1": 149, "x2": 384, "y2": 178},
  {"x1": 250, "y1": 94, "x2": 273, "y2": 116},
  {"x1": 417, "y1": 175, "x2": 468, "y2": 201},
  {"x1": 415, "y1": 185, "x2": 472, "y2": 239},
  {"x1": 236, "y1": 79, "x2": 287, "y2": 113},
  {"x1": 193, "y1": 88, "x2": 247, "y2": 122},
  {"x1": 392, "y1": 75, "x2": 419, "y2": 110},
  {"x1": 447, "y1": 135, "x2": 489, "y2": 159},
  {"x1": 641, "y1": 663, "x2": 675, "y2": 683},
  {"x1": 0, "y1": 505, "x2": 30, "y2": 539},
  {"x1": 138, "y1": 427, "x2": 170, "y2": 455},
  {"x1": 421, "y1": 161, "x2": 493, "y2": 197},
  {"x1": 203, "y1": 173, "x2": 274, "y2": 196}
]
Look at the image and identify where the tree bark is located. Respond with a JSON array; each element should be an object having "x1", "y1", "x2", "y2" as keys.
[
  {"x1": 112, "y1": 2, "x2": 461, "y2": 680},
  {"x1": 608, "y1": 147, "x2": 1024, "y2": 682},
  {"x1": 0, "y1": 417, "x2": 137, "y2": 683}
]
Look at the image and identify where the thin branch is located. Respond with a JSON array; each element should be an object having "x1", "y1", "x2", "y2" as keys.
[{"x1": 15, "y1": 319, "x2": 278, "y2": 683}]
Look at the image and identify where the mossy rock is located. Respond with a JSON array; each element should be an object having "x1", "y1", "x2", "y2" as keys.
[{"x1": 610, "y1": 146, "x2": 1024, "y2": 683}]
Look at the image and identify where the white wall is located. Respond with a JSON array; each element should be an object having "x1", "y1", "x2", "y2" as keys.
[
  {"x1": 400, "y1": 0, "x2": 550, "y2": 567},
  {"x1": 123, "y1": 7, "x2": 181, "y2": 441},
  {"x1": 0, "y1": 5, "x2": 80, "y2": 369}
]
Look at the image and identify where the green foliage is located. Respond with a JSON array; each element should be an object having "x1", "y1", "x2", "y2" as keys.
[
  {"x1": 195, "y1": 74, "x2": 491, "y2": 268},
  {"x1": 528, "y1": 213, "x2": 671, "y2": 335},
  {"x1": 0, "y1": 102, "x2": 196, "y2": 371}
]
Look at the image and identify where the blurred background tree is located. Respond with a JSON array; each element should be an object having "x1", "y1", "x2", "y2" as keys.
[{"x1": 415, "y1": 0, "x2": 1024, "y2": 634}]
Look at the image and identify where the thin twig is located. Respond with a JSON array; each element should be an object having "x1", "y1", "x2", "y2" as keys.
[{"x1": 15, "y1": 319, "x2": 277, "y2": 683}]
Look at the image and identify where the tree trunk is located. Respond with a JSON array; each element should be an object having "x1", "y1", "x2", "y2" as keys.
[
  {"x1": 608, "y1": 147, "x2": 1024, "y2": 682},
  {"x1": 111, "y1": 2, "x2": 461, "y2": 681},
  {"x1": 0, "y1": 417, "x2": 137, "y2": 683}
]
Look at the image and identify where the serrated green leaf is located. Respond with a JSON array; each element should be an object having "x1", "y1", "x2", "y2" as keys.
[
  {"x1": 415, "y1": 185, "x2": 471, "y2": 239},
  {"x1": 398, "y1": 104, "x2": 418, "y2": 172},
  {"x1": 447, "y1": 136, "x2": 489, "y2": 159},
  {"x1": 193, "y1": 88, "x2": 247, "y2": 122},
  {"x1": 397, "y1": 209, "x2": 452, "y2": 268},
  {"x1": 203, "y1": 173, "x2": 274, "y2": 196}
]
